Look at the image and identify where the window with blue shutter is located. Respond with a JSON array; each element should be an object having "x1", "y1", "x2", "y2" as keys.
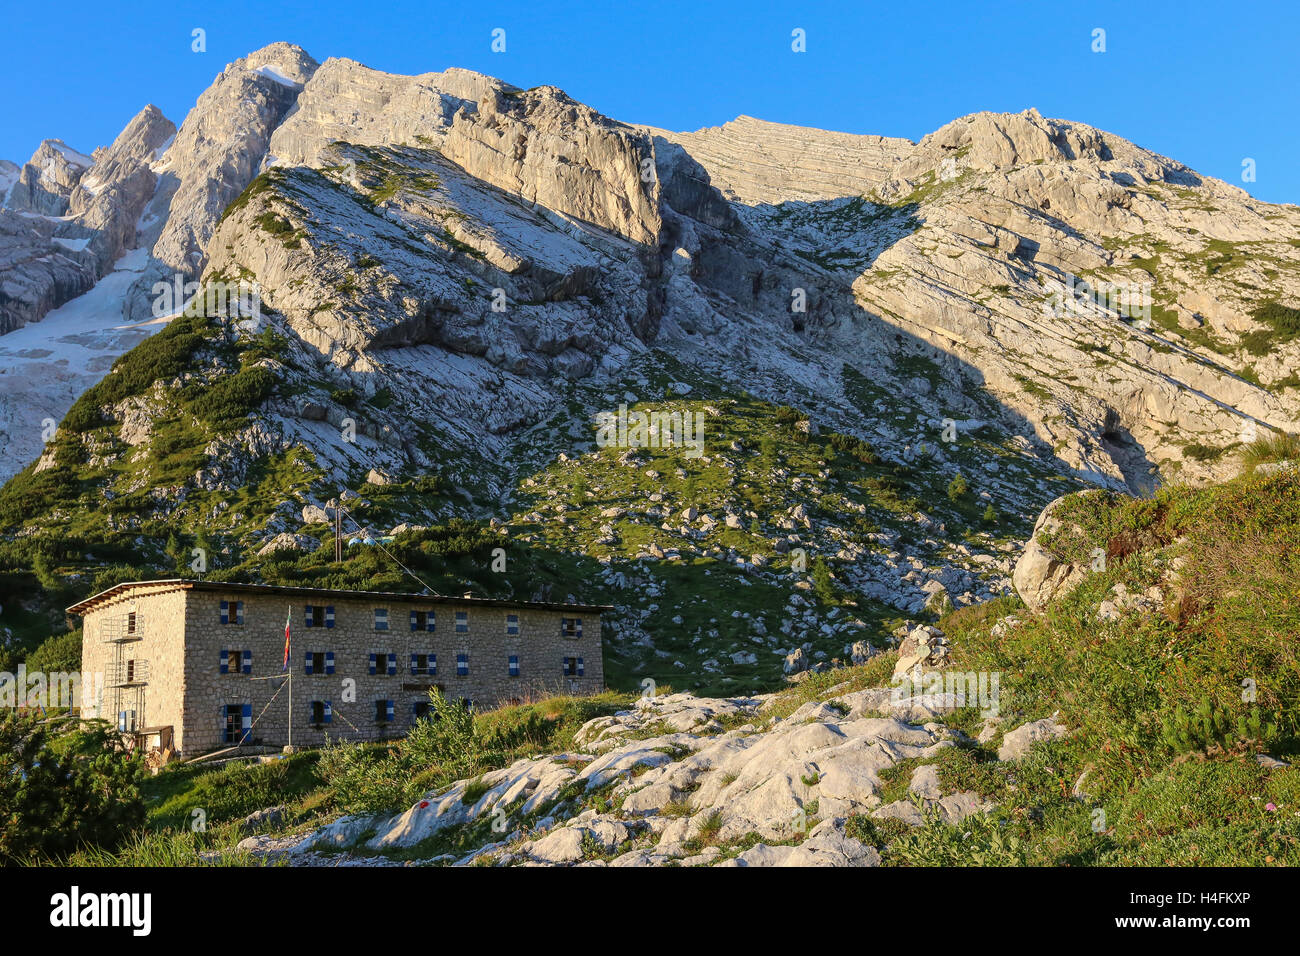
[
  {"x1": 456, "y1": 652, "x2": 468, "y2": 676},
  {"x1": 220, "y1": 600, "x2": 229, "y2": 625},
  {"x1": 235, "y1": 601, "x2": 244, "y2": 625},
  {"x1": 387, "y1": 653, "x2": 397, "y2": 676},
  {"x1": 578, "y1": 657, "x2": 585, "y2": 677},
  {"x1": 508, "y1": 655, "x2": 520, "y2": 677},
  {"x1": 410, "y1": 652, "x2": 420, "y2": 675},
  {"x1": 455, "y1": 610, "x2": 468, "y2": 633},
  {"x1": 385, "y1": 699, "x2": 395, "y2": 722},
  {"x1": 426, "y1": 610, "x2": 436, "y2": 632},
  {"x1": 219, "y1": 649, "x2": 229, "y2": 674},
  {"x1": 428, "y1": 652, "x2": 437, "y2": 676},
  {"x1": 325, "y1": 651, "x2": 335, "y2": 675},
  {"x1": 304, "y1": 651, "x2": 314, "y2": 675},
  {"x1": 506, "y1": 613, "x2": 520, "y2": 635},
  {"x1": 368, "y1": 653, "x2": 378, "y2": 676},
  {"x1": 304, "y1": 605, "x2": 315, "y2": 628},
  {"x1": 324, "y1": 700, "x2": 332, "y2": 723},
  {"x1": 562, "y1": 617, "x2": 581, "y2": 638},
  {"x1": 325, "y1": 606, "x2": 335, "y2": 629},
  {"x1": 409, "y1": 610, "x2": 418, "y2": 631},
  {"x1": 240, "y1": 704, "x2": 252, "y2": 743},
  {"x1": 410, "y1": 609, "x2": 435, "y2": 632},
  {"x1": 375, "y1": 608, "x2": 388, "y2": 631},
  {"x1": 311, "y1": 700, "x2": 332, "y2": 724},
  {"x1": 242, "y1": 649, "x2": 252, "y2": 675}
]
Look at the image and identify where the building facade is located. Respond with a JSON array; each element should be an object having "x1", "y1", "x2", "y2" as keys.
[{"x1": 71, "y1": 580, "x2": 607, "y2": 757}]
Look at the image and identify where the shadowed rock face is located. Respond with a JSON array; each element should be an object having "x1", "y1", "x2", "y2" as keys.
[
  {"x1": 3, "y1": 44, "x2": 1300, "y2": 496},
  {"x1": 0, "y1": 106, "x2": 176, "y2": 335}
]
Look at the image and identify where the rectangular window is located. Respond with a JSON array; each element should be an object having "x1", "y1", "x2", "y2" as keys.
[
  {"x1": 310, "y1": 700, "x2": 332, "y2": 725},
  {"x1": 413, "y1": 700, "x2": 431, "y2": 721},
  {"x1": 410, "y1": 653, "x2": 435, "y2": 676},
  {"x1": 410, "y1": 610, "x2": 435, "y2": 632},
  {"x1": 508, "y1": 654, "x2": 520, "y2": 677},
  {"x1": 304, "y1": 605, "x2": 334, "y2": 628},
  {"x1": 374, "y1": 699, "x2": 395, "y2": 723},
  {"x1": 561, "y1": 617, "x2": 582, "y2": 639},
  {"x1": 562, "y1": 656, "x2": 585, "y2": 677},
  {"x1": 374, "y1": 608, "x2": 389, "y2": 631},
  {"x1": 220, "y1": 600, "x2": 245, "y2": 625},
  {"x1": 505, "y1": 613, "x2": 520, "y2": 635},
  {"x1": 456, "y1": 652, "x2": 469, "y2": 677},
  {"x1": 455, "y1": 610, "x2": 468, "y2": 634},
  {"x1": 220, "y1": 650, "x2": 252, "y2": 675},
  {"x1": 306, "y1": 651, "x2": 332, "y2": 675},
  {"x1": 126, "y1": 612, "x2": 138, "y2": 635}
]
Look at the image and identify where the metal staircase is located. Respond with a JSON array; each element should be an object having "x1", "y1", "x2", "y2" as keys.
[{"x1": 103, "y1": 610, "x2": 148, "y2": 733}]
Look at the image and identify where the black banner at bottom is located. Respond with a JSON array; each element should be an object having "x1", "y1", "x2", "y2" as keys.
[{"x1": 1, "y1": 864, "x2": 1275, "y2": 942}]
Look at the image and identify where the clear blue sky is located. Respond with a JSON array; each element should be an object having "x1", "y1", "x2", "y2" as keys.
[{"x1": 4, "y1": 0, "x2": 1297, "y2": 203}]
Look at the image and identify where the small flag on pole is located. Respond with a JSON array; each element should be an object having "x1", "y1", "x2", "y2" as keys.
[{"x1": 282, "y1": 607, "x2": 292, "y2": 672}]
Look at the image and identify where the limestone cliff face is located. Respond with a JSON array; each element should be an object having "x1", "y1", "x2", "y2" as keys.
[
  {"x1": 3, "y1": 46, "x2": 1300, "y2": 497},
  {"x1": 0, "y1": 106, "x2": 175, "y2": 335},
  {"x1": 267, "y1": 59, "x2": 662, "y2": 246},
  {"x1": 148, "y1": 42, "x2": 320, "y2": 279}
]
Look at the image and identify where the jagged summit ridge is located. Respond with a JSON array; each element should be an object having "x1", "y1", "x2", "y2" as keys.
[{"x1": 1, "y1": 43, "x2": 1299, "y2": 499}]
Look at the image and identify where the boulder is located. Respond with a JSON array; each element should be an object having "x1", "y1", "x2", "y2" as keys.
[
  {"x1": 1012, "y1": 494, "x2": 1095, "y2": 612},
  {"x1": 998, "y1": 717, "x2": 1069, "y2": 760}
]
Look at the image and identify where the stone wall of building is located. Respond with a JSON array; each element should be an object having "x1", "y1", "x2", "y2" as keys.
[
  {"x1": 173, "y1": 589, "x2": 604, "y2": 755},
  {"x1": 80, "y1": 584, "x2": 190, "y2": 747}
]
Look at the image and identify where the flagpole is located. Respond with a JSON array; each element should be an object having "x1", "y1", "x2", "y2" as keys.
[{"x1": 286, "y1": 604, "x2": 293, "y2": 752}]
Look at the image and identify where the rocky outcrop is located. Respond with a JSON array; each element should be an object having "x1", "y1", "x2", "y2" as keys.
[
  {"x1": 282, "y1": 689, "x2": 1012, "y2": 866},
  {"x1": 6, "y1": 140, "x2": 93, "y2": 216},
  {"x1": 1012, "y1": 494, "x2": 1096, "y2": 611}
]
